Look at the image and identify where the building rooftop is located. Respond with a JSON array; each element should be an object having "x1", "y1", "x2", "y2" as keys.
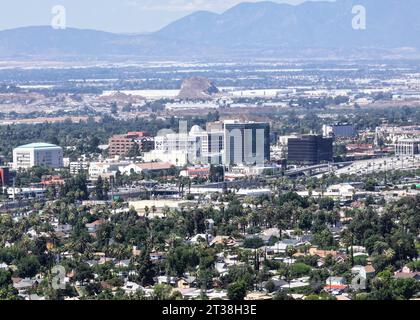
[
  {"x1": 15, "y1": 143, "x2": 62, "y2": 150},
  {"x1": 134, "y1": 162, "x2": 173, "y2": 171}
]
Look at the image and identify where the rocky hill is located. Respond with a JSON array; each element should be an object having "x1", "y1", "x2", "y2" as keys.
[{"x1": 177, "y1": 77, "x2": 219, "y2": 100}]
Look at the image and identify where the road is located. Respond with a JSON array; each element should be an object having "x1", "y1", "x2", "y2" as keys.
[{"x1": 321, "y1": 155, "x2": 420, "y2": 177}]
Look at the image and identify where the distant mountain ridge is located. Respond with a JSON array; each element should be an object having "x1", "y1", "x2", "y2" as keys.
[
  {"x1": 0, "y1": 0, "x2": 419, "y2": 60},
  {"x1": 157, "y1": 0, "x2": 420, "y2": 49}
]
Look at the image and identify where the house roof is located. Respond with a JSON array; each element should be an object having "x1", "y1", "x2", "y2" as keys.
[
  {"x1": 309, "y1": 247, "x2": 338, "y2": 258},
  {"x1": 324, "y1": 284, "x2": 347, "y2": 290},
  {"x1": 134, "y1": 162, "x2": 173, "y2": 171},
  {"x1": 326, "y1": 276, "x2": 346, "y2": 282},
  {"x1": 394, "y1": 272, "x2": 420, "y2": 279},
  {"x1": 336, "y1": 295, "x2": 351, "y2": 301},
  {"x1": 364, "y1": 265, "x2": 376, "y2": 273},
  {"x1": 180, "y1": 276, "x2": 197, "y2": 284},
  {"x1": 210, "y1": 235, "x2": 236, "y2": 246},
  {"x1": 85, "y1": 219, "x2": 105, "y2": 228}
]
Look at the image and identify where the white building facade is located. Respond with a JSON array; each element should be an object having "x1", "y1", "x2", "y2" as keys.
[
  {"x1": 147, "y1": 120, "x2": 270, "y2": 167},
  {"x1": 13, "y1": 143, "x2": 63, "y2": 169},
  {"x1": 322, "y1": 124, "x2": 356, "y2": 138},
  {"x1": 395, "y1": 139, "x2": 420, "y2": 156}
]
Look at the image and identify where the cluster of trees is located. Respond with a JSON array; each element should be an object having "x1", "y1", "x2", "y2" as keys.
[
  {"x1": 289, "y1": 96, "x2": 349, "y2": 109},
  {"x1": 0, "y1": 178, "x2": 418, "y2": 300},
  {"x1": 0, "y1": 111, "x2": 220, "y2": 161},
  {"x1": 270, "y1": 106, "x2": 420, "y2": 137},
  {"x1": 0, "y1": 270, "x2": 18, "y2": 300},
  {"x1": 356, "y1": 269, "x2": 420, "y2": 300},
  {"x1": 344, "y1": 196, "x2": 419, "y2": 272}
]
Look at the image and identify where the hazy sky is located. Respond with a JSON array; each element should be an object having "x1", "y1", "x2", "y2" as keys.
[{"x1": 0, "y1": 0, "x2": 330, "y2": 33}]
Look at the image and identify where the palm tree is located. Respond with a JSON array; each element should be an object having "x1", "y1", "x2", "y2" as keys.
[
  {"x1": 162, "y1": 206, "x2": 170, "y2": 218},
  {"x1": 151, "y1": 206, "x2": 157, "y2": 216},
  {"x1": 248, "y1": 210, "x2": 260, "y2": 228},
  {"x1": 168, "y1": 233, "x2": 179, "y2": 249},
  {"x1": 48, "y1": 231, "x2": 60, "y2": 249},
  {"x1": 263, "y1": 204, "x2": 275, "y2": 228},
  {"x1": 238, "y1": 216, "x2": 248, "y2": 234}
]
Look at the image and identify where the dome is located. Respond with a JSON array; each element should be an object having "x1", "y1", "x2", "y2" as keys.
[{"x1": 190, "y1": 125, "x2": 205, "y2": 134}]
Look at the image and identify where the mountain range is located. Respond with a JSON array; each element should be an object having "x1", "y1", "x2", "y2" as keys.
[{"x1": 1, "y1": 0, "x2": 419, "y2": 60}]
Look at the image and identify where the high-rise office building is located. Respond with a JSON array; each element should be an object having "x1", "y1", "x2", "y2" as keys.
[
  {"x1": 223, "y1": 120, "x2": 270, "y2": 166},
  {"x1": 148, "y1": 120, "x2": 270, "y2": 167},
  {"x1": 203, "y1": 122, "x2": 224, "y2": 165},
  {"x1": 287, "y1": 135, "x2": 333, "y2": 164}
]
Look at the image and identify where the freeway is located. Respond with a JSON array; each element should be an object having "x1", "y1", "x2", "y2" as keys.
[
  {"x1": 283, "y1": 161, "x2": 354, "y2": 177},
  {"x1": 319, "y1": 155, "x2": 420, "y2": 178},
  {"x1": 111, "y1": 157, "x2": 420, "y2": 199}
]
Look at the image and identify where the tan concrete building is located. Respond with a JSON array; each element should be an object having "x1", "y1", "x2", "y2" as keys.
[{"x1": 108, "y1": 132, "x2": 153, "y2": 157}]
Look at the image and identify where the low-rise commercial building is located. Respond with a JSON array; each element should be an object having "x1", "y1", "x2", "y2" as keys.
[
  {"x1": 395, "y1": 139, "x2": 420, "y2": 156},
  {"x1": 13, "y1": 143, "x2": 63, "y2": 169},
  {"x1": 180, "y1": 166, "x2": 210, "y2": 179},
  {"x1": 119, "y1": 162, "x2": 174, "y2": 175},
  {"x1": 323, "y1": 123, "x2": 356, "y2": 138},
  {"x1": 7, "y1": 187, "x2": 46, "y2": 200},
  {"x1": 69, "y1": 161, "x2": 90, "y2": 175},
  {"x1": 88, "y1": 162, "x2": 126, "y2": 180},
  {"x1": 143, "y1": 149, "x2": 189, "y2": 167}
]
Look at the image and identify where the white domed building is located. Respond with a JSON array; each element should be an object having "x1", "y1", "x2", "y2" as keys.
[{"x1": 13, "y1": 143, "x2": 63, "y2": 169}]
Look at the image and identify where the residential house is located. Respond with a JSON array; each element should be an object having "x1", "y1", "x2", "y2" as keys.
[
  {"x1": 325, "y1": 276, "x2": 347, "y2": 293},
  {"x1": 215, "y1": 262, "x2": 228, "y2": 275},
  {"x1": 245, "y1": 292, "x2": 273, "y2": 300},
  {"x1": 361, "y1": 264, "x2": 376, "y2": 279},
  {"x1": 393, "y1": 272, "x2": 420, "y2": 281},
  {"x1": 156, "y1": 276, "x2": 177, "y2": 286},
  {"x1": 150, "y1": 252, "x2": 166, "y2": 262},
  {"x1": 177, "y1": 277, "x2": 197, "y2": 289},
  {"x1": 308, "y1": 247, "x2": 347, "y2": 262},
  {"x1": 85, "y1": 219, "x2": 106, "y2": 233},
  {"x1": 115, "y1": 259, "x2": 131, "y2": 268},
  {"x1": 210, "y1": 236, "x2": 237, "y2": 247},
  {"x1": 267, "y1": 238, "x2": 307, "y2": 254},
  {"x1": 122, "y1": 281, "x2": 143, "y2": 294},
  {"x1": 13, "y1": 278, "x2": 39, "y2": 293},
  {"x1": 21, "y1": 294, "x2": 46, "y2": 300},
  {"x1": 262, "y1": 278, "x2": 288, "y2": 292},
  {"x1": 0, "y1": 262, "x2": 9, "y2": 270},
  {"x1": 281, "y1": 277, "x2": 310, "y2": 290},
  {"x1": 189, "y1": 233, "x2": 214, "y2": 244}
]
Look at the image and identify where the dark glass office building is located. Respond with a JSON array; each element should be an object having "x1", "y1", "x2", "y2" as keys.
[{"x1": 287, "y1": 135, "x2": 333, "y2": 165}]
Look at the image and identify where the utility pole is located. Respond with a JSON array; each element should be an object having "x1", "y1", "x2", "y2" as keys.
[{"x1": 12, "y1": 177, "x2": 16, "y2": 203}]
